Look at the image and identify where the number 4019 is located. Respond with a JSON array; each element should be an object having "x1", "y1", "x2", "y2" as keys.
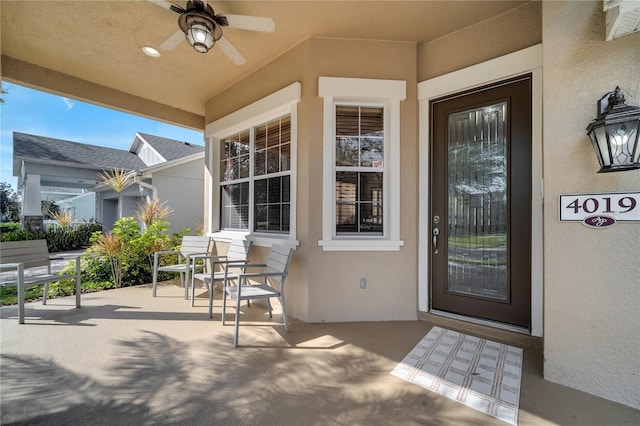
[{"x1": 566, "y1": 196, "x2": 637, "y2": 214}]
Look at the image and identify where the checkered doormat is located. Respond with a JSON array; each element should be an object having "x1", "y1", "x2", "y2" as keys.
[{"x1": 391, "y1": 326, "x2": 523, "y2": 425}]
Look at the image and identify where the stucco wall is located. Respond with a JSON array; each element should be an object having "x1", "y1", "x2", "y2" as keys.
[
  {"x1": 204, "y1": 38, "x2": 419, "y2": 322},
  {"x1": 418, "y1": 1, "x2": 541, "y2": 81},
  {"x1": 542, "y1": 1, "x2": 640, "y2": 409},
  {"x1": 306, "y1": 38, "x2": 419, "y2": 322}
]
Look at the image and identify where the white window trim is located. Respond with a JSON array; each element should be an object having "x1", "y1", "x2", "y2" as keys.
[
  {"x1": 205, "y1": 82, "x2": 301, "y2": 248},
  {"x1": 318, "y1": 77, "x2": 406, "y2": 251}
]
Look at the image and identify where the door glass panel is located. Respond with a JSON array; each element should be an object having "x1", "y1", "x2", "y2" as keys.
[{"x1": 447, "y1": 102, "x2": 507, "y2": 301}]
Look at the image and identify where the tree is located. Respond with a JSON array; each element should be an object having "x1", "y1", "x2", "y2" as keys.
[
  {"x1": 0, "y1": 182, "x2": 21, "y2": 222},
  {"x1": 97, "y1": 168, "x2": 135, "y2": 219}
]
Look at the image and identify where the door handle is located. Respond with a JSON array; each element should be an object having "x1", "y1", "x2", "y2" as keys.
[{"x1": 432, "y1": 227, "x2": 440, "y2": 254}]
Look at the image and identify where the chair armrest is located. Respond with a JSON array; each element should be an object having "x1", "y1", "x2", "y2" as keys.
[
  {"x1": 239, "y1": 271, "x2": 288, "y2": 279},
  {"x1": 192, "y1": 254, "x2": 227, "y2": 260},
  {"x1": 0, "y1": 262, "x2": 23, "y2": 272},
  {"x1": 154, "y1": 250, "x2": 180, "y2": 256},
  {"x1": 50, "y1": 254, "x2": 82, "y2": 261},
  {"x1": 240, "y1": 263, "x2": 268, "y2": 269},
  {"x1": 224, "y1": 259, "x2": 251, "y2": 266}
]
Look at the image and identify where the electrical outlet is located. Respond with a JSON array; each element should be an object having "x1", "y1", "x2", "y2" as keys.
[{"x1": 360, "y1": 278, "x2": 366, "y2": 289}]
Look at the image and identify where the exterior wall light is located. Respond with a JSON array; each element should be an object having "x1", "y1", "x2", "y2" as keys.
[{"x1": 586, "y1": 86, "x2": 640, "y2": 172}]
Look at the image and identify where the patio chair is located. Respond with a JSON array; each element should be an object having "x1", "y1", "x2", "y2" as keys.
[
  {"x1": 190, "y1": 239, "x2": 253, "y2": 315},
  {"x1": 222, "y1": 244, "x2": 294, "y2": 347},
  {"x1": 152, "y1": 235, "x2": 212, "y2": 300}
]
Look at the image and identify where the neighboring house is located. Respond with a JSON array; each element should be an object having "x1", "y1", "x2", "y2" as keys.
[
  {"x1": 12, "y1": 132, "x2": 204, "y2": 233},
  {"x1": 3, "y1": 1, "x2": 639, "y2": 411}
]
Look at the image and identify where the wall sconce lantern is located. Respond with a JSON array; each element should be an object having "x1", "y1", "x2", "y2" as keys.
[{"x1": 586, "y1": 86, "x2": 640, "y2": 173}]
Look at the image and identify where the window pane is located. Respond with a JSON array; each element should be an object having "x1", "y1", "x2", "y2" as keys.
[
  {"x1": 266, "y1": 147, "x2": 280, "y2": 174},
  {"x1": 255, "y1": 124, "x2": 267, "y2": 150},
  {"x1": 282, "y1": 175, "x2": 290, "y2": 202},
  {"x1": 281, "y1": 116, "x2": 291, "y2": 143},
  {"x1": 336, "y1": 106, "x2": 360, "y2": 136},
  {"x1": 267, "y1": 119, "x2": 281, "y2": 147},
  {"x1": 335, "y1": 171, "x2": 383, "y2": 235},
  {"x1": 360, "y1": 107, "x2": 383, "y2": 136},
  {"x1": 255, "y1": 204, "x2": 267, "y2": 231},
  {"x1": 360, "y1": 203, "x2": 383, "y2": 233},
  {"x1": 268, "y1": 205, "x2": 281, "y2": 230},
  {"x1": 336, "y1": 106, "x2": 385, "y2": 168},
  {"x1": 253, "y1": 176, "x2": 290, "y2": 233},
  {"x1": 359, "y1": 172, "x2": 383, "y2": 201},
  {"x1": 268, "y1": 177, "x2": 281, "y2": 203},
  {"x1": 361, "y1": 137, "x2": 384, "y2": 167},
  {"x1": 221, "y1": 131, "x2": 250, "y2": 182},
  {"x1": 336, "y1": 203, "x2": 357, "y2": 233},
  {"x1": 282, "y1": 204, "x2": 290, "y2": 231},
  {"x1": 280, "y1": 143, "x2": 291, "y2": 171},
  {"x1": 336, "y1": 137, "x2": 360, "y2": 166},
  {"x1": 238, "y1": 154, "x2": 250, "y2": 179},
  {"x1": 254, "y1": 179, "x2": 267, "y2": 204},
  {"x1": 220, "y1": 182, "x2": 249, "y2": 230},
  {"x1": 255, "y1": 149, "x2": 266, "y2": 176},
  {"x1": 336, "y1": 172, "x2": 357, "y2": 203},
  {"x1": 255, "y1": 115, "x2": 290, "y2": 176}
]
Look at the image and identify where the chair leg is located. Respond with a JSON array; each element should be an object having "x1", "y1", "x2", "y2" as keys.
[
  {"x1": 221, "y1": 288, "x2": 227, "y2": 325},
  {"x1": 191, "y1": 273, "x2": 196, "y2": 307},
  {"x1": 280, "y1": 293, "x2": 289, "y2": 333},
  {"x1": 17, "y1": 265, "x2": 25, "y2": 324},
  {"x1": 181, "y1": 272, "x2": 188, "y2": 300},
  {"x1": 208, "y1": 281, "x2": 214, "y2": 319},
  {"x1": 75, "y1": 257, "x2": 81, "y2": 308},
  {"x1": 234, "y1": 295, "x2": 241, "y2": 347},
  {"x1": 266, "y1": 298, "x2": 273, "y2": 318},
  {"x1": 152, "y1": 253, "x2": 158, "y2": 297},
  {"x1": 42, "y1": 283, "x2": 49, "y2": 305}
]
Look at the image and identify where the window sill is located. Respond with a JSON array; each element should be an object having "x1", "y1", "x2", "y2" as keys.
[{"x1": 318, "y1": 239, "x2": 404, "y2": 252}]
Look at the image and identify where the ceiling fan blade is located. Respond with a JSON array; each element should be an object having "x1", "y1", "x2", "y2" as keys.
[
  {"x1": 217, "y1": 35, "x2": 247, "y2": 65},
  {"x1": 160, "y1": 29, "x2": 185, "y2": 51},
  {"x1": 146, "y1": 0, "x2": 185, "y2": 14},
  {"x1": 221, "y1": 15, "x2": 276, "y2": 33}
]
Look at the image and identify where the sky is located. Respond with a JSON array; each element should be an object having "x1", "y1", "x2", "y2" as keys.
[{"x1": 0, "y1": 82, "x2": 204, "y2": 191}]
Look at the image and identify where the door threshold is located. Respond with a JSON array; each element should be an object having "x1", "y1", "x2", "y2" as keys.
[{"x1": 421, "y1": 310, "x2": 542, "y2": 349}]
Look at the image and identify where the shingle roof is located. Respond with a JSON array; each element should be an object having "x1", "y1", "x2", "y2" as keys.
[
  {"x1": 13, "y1": 132, "x2": 147, "y2": 171},
  {"x1": 137, "y1": 133, "x2": 204, "y2": 162}
]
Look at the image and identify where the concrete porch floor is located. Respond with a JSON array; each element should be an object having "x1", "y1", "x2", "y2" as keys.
[{"x1": 1, "y1": 281, "x2": 638, "y2": 425}]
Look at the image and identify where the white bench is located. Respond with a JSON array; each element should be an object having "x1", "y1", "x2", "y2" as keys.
[{"x1": 0, "y1": 239, "x2": 81, "y2": 323}]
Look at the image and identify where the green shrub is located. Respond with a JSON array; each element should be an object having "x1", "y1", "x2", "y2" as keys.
[
  {"x1": 0, "y1": 222, "x2": 21, "y2": 232},
  {"x1": 0, "y1": 223, "x2": 102, "y2": 252}
]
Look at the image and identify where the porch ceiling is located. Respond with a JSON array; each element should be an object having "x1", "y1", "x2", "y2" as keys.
[{"x1": 1, "y1": 0, "x2": 529, "y2": 124}]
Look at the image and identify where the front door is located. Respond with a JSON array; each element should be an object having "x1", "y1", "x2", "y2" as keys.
[{"x1": 430, "y1": 75, "x2": 532, "y2": 328}]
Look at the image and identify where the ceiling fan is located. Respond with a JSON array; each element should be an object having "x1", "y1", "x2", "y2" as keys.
[{"x1": 147, "y1": 0, "x2": 275, "y2": 64}]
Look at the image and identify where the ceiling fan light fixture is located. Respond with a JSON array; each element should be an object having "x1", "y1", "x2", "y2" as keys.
[
  {"x1": 186, "y1": 23, "x2": 215, "y2": 52},
  {"x1": 178, "y1": 9, "x2": 223, "y2": 54}
]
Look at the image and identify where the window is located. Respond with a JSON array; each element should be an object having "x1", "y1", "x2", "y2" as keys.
[
  {"x1": 206, "y1": 83, "x2": 300, "y2": 245},
  {"x1": 319, "y1": 77, "x2": 406, "y2": 251},
  {"x1": 219, "y1": 116, "x2": 291, "y2": 233},
  {"x1": 335, "y1": 106, "x2": 384, "y2": 235}
]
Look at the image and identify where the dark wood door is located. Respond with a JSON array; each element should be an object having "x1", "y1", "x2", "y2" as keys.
[{"x1": 430, "y1": 75, "x2": 532, "y2": 328}]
